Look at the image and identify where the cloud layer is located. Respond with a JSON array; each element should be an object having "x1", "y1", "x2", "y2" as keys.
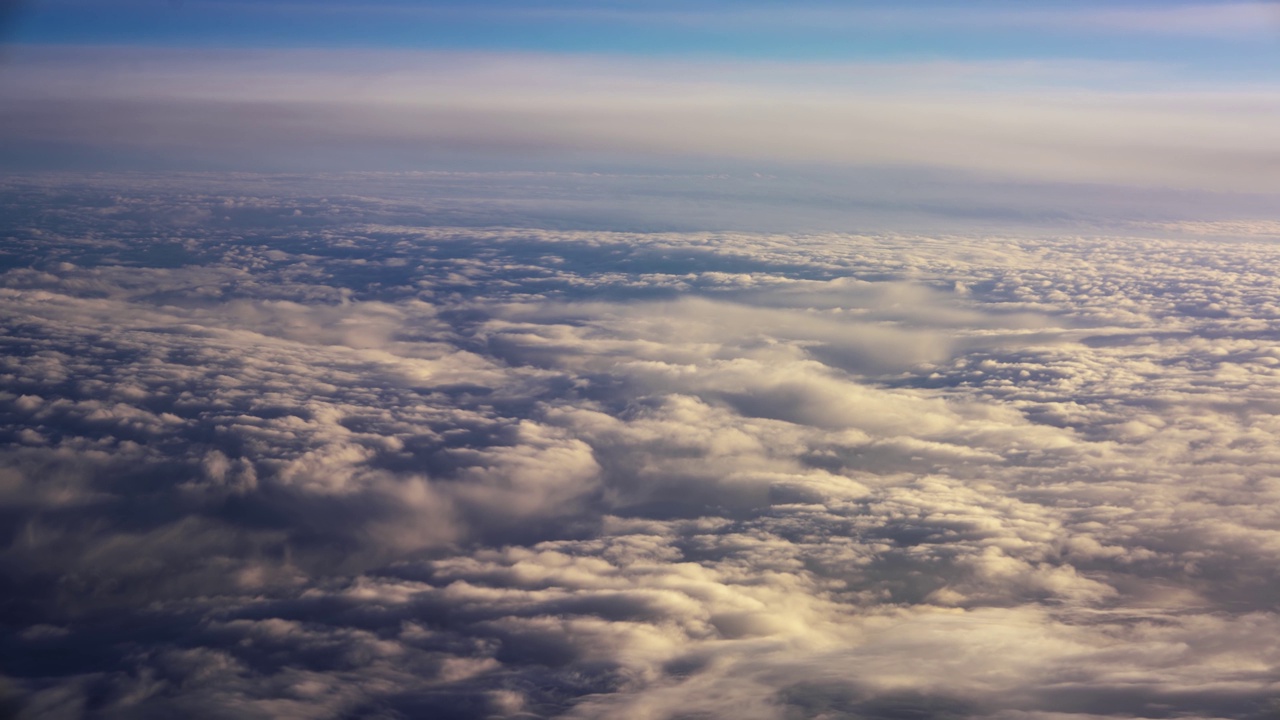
[{"x1": 3, "y1": 174, "x2": 1280, "y2": 719}]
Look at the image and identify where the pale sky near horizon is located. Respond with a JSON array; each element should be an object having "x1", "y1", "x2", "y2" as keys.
[{"x1": 2, "y1": 0, "x2": 1278, "y2": 201}]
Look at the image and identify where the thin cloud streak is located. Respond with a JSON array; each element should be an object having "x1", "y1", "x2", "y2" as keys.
[
  {"x1": 496, "y1": 1, "x2": 1280, "y2": 39},
  {"x1": 24, "y1": 0, "x2": 1279, "y2": 39}
]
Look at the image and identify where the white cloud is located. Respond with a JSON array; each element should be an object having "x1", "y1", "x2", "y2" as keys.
[{"x1": 4, "y1": 176, "x2": 1280, "y2": 717}]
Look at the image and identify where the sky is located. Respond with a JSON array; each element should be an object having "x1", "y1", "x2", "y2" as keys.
[
  {"x1": 6, "y1": 0, "x2": 1280, "y2": 61},
  {"x1": 4, "y1": 3, "x2": 1280, "y2": 720},
  {"x1": 2, "y1": 1, "x2": 1280, "y2": 200}
]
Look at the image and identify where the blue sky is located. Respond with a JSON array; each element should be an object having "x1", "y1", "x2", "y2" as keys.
[{"x1": 7, "y1": 0, "x2": 1280, "y2": 72}]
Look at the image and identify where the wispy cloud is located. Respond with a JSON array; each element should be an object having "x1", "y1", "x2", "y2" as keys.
[
  {"x1": 29, "y1": 0, "x2": 1279, "y2": 38},
  {"x1": 501, "y1": 1, "x2": 1280, "y2": 40}
]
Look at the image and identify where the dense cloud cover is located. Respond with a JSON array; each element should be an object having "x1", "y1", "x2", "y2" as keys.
[{"x1": 3, "y1": 174, "x2": 1280, "y2": 719}]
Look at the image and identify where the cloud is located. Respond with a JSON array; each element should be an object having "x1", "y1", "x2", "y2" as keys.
[
  {"x1": 4, "y1": 174, "x2": 1280, "y2": 718},
  {"x1": 509, "y1": 1, "x2": 1280, "y2": 39}
]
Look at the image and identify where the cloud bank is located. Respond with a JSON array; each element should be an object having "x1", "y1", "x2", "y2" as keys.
[{"x1": 2, "y1": 174, "x2": 1280, "y2": 718}]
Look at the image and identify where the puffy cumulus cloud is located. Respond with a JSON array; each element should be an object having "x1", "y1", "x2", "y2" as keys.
[{"x1": 4, "y1": 174, "x2": 1280, "y2": 719}]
